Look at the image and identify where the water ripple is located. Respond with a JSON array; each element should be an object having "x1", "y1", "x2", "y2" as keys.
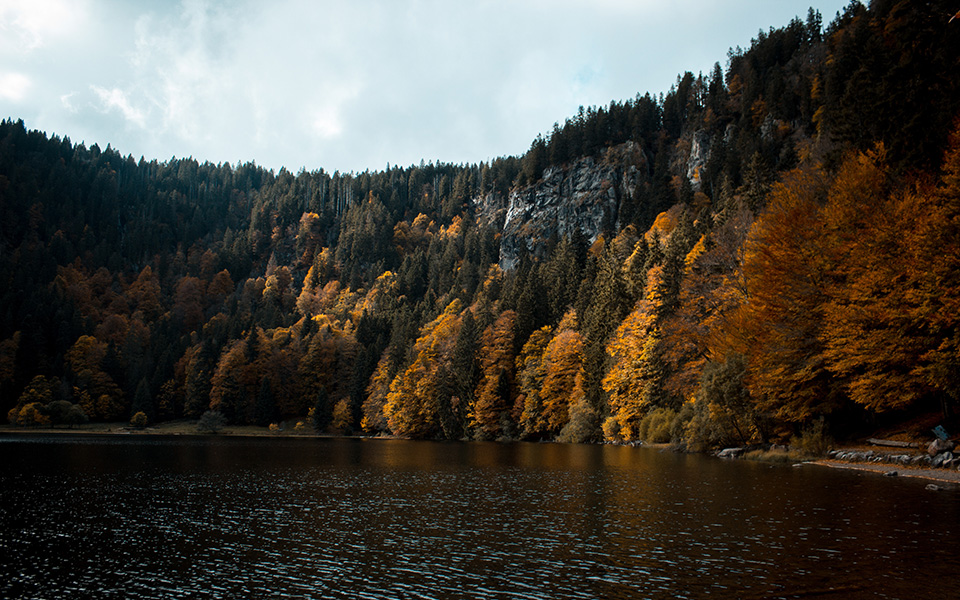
[{"x1": 0, "y1": 436, "x2": 957, "y2": 599}]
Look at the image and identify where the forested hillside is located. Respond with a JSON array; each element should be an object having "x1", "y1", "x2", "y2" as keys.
[{"x1": 2, "y1": 0, "x2": 958, "y2": 448}]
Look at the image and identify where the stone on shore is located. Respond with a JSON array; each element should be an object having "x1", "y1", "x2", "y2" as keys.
[
  {"x1": 717, "y1": 447, "x2": 744, "y2": 459},
  {"x1": 928, "y1": 438, "x2": 955, "y2": 457}
]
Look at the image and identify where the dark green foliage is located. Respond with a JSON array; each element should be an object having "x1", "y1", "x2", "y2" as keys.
[
  {"x1": 450, "y1": 309, "x2": 479, "y2": 426},
  {"x1": 695, "y1": 354, "x2": 764, "y2": 446},
  {"x1": 311, "y1": 387, "x2": 331, "y2": 433},
  {"x1": 46, "y1": 400, "x2": 88, "y2": 427},
  {"x1": 197, "y1": 410, "x2": 226, "y2": 434},
  {"x1": 184, "y1": 341, "x2": 216, "y2": 418},
  {"x1": 254, "y1": 378, "x2": 277, "y2": 427}
]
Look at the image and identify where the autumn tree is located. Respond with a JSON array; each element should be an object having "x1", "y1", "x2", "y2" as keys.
[
  {"x1": 384, "y1": 300, "x2": 463, "y2": 438},
  {"x1": 208, "y1": 341, "x2": 250, "y2": 423},
  {"x1": 471, "y1": 310, "x2": 517, "y2": 439},
  {"x1": 516, "y1": 326, "x2": 553, "y2": 438},
  {"x1": 603, "y1": 267, "x2": 672, "y2": 441},
  {"x1": 661, "y1": 207, "x2": 753, "y2": 401},
  {"x1": 537, "y1": 311, "x2": 585, "y2": 437},
  {"x1": 297, "y1": 319, "x2": 358, "y2": 419},
  {"x1": 362, "y1": 350, "x2": 394, "y2": 434},
  {"x1": 66, "y1": 335, "x2": 125, "y2": 421},
  {"x1": 821, "y1": 140, "x2": 960, "y2": 417},
  {"x1": 723, "y1": 165, "x2": 840, "y2": 424},
  {"x1": 8, "y1": 374, "x2": 56, "y2": 424}
]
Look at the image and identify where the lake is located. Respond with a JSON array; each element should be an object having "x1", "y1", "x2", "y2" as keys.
[{"x1": 0, "y1": 435, "x2": 956, "y2": 599}]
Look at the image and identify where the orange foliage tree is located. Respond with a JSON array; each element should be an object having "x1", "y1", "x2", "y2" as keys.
[
  {"x1": 723, "y1": 165, "x2": 840, "y2": 424},
  {"x1": 385, "y1": 300, "x2": 463, "y2": 438},
  {"x1": 602, "y1": 269, "x2": 664, "y2": 441},
  {"x1": 538, "y1": 311, "x2": 585, "y2": 437},
  {"x1": 821, "y1": 141, "x2": 960, "y2": 416},
  {"x1": 66, "y1": 335, "x2": 125, "y2": 421},
  {"x1": 661, "y1": 208, "x2": 753, "y2": 402}
]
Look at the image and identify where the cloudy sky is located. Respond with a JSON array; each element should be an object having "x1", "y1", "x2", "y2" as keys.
[{"x1": 1, "y1": 0, "x2": 851, "y2": 173}]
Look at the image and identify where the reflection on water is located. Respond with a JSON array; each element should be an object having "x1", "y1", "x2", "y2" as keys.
[{"x1": 0, "y1": 435, "x2": 957, "y2": 599}]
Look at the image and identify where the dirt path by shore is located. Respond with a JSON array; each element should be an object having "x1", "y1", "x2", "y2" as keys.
[{"x1": 810, "y1": 459, "x2": 960, "y2": 486}]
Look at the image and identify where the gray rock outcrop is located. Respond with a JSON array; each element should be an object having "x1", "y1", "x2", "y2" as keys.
[{"x1": 475, "y1": 142, "x2": 647, "y2": 270}]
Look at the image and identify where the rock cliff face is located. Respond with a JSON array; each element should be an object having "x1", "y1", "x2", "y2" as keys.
[
  {"x1": 475, "y1": 142, "x2": 647, "y2": 269},
  {"x1": 685, "y1": 130, "x2": 712, "y2": 191}
]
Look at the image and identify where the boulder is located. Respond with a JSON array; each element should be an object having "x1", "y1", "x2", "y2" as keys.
[
  {"x1": 931, "y1": 452, "x2": 950, "y2": 468},
  {"x1": 717, "y1": 447, "x2": 745, "y2": 459},
  {"x1": 927, "y1": 438, "x2": 955, "y2": 457}
]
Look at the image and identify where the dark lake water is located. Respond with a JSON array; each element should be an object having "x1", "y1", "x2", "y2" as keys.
[{"x1": 0, "y1": 435, "x2": 957, "y2": 599}]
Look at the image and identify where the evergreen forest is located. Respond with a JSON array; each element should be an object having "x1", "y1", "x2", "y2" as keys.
[{"x1": 2, "y1": 0, "x2": 959, "y2": 449}]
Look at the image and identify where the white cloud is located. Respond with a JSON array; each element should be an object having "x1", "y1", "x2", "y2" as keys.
[
  {"x1": 1, "y1": 0, "x2": 854, "y2": 173},
  {"x1": 91, "y1": 85, "x2": 146, "y2": 128},
  {"x1": 0, "y1": 0, "x2": 88, "y2": 52},
  {"x1": 0, "y1": 71, "x2": 31, "y2": 101},
  {"x1": 60, "y1": 92, "x2": 77, "y2": 112}
]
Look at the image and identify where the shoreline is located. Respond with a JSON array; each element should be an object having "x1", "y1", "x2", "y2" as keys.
[
  {"x1": 4, "y1": 424, "x2": 959, "y2": 487},
  {"x1": 807, "y1": 459, "x2": 960, "y2": 486},
  {"x1": 0, "y1": 422, "x2": 379, "y2": 440}
]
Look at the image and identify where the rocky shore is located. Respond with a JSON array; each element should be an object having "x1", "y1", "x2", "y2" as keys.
[
  {"x1": 815, "y1": 438, "x2": 960, "y2": 488},
  {"x1": 825, "y1": 437, "x2": 957, "y2": 469},
  {"x1": 714, "y1": 438, "x2": 960, "y2": 488}
]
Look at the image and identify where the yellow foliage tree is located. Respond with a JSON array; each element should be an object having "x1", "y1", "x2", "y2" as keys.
[
  {"x1": 517, "y1": 326, "x2": 553, "y2": 438},
  {"x1": 384, "y1": 300, "x2": 462, "y2": 438},
  {"x1": 538, "y1": 311, "x2": 584, "y2": 436},
  {"x1": 67, "y1": 335, "x2": 125, "y2": 421},
  {"x1": 362, "y1": 350, "x2": 394, "y2": 434},
  {"x1": 603, "y1": 294, "x2": 659, "y2": 441},
  {"x1": 471, "y1": 310, "x2": 517, "y2": 439}
]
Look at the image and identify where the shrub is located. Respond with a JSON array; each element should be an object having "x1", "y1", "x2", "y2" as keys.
[
  {"x1": 557, "y1": 392, "x2": 598, "y2": 443},
  {"x1": 45, "y1": 399, "x2": 89, "y2": 427},
  {"x1": 62, "y1": 404, "x2": 89, "y2": 427},
  {"x1": 331, "y1": 399, "x2": 352, "y2": 434},
  {"x1": 197, "y1": 410, "x2": 226, "y2": 434},
  {"x1": 637, "y1": 407, "x2": 678, "y2": 444},
  {"x1": 602, "y1": 416, "x2": 623, "y2": 443},
  {"x1": 130, "y1": 411, "x2": 148, "y2": 429},
  {"x1": 791, "y1": 419, "x2": 833, "y2": 457},
  {"x1": 16, "y1": 403, "x2": 51, "y2": 427},
  {"x1": 682, "y1": 398, "x2": 726, "y2": 452}
]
